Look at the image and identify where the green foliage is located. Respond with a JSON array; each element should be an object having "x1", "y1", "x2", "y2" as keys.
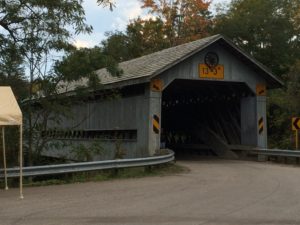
[
  {"x1": 102, "y1": 31, "x2": 133, "y2": 62},
  {"x1": 0, "y1": 0, "x2": 122, "y2": 166},
  {"x1": 214, "y1": 0, "x2": 300, "y2": 148},
  {"x1": 102, "y1": 18, "x2": 173, "y2": 61},
  {"x1": 97, "y1": 0, "x2": 116, "y2": 11},
  {"x1": 71, "y1": 141, "x2": 104, "y2": 162},
  {"x1": 141, "y1": 0, "x2": 213, "y2": 46},
  {"x1": 286, "y1": 62, "x2": 300, "y2": 113},
  {"x1": 268, "y1": 61, "x2": 300, "y2": 149},
  {"x1": 114, "y1": 140, "x2": 126, "y2": 159},
  {"x1": 54, "y1": 47, "x2": 106, "y2": 82},
  {"x1": 105, "y1": 55, "x2": 123, "y2": 77},
  {"x1": 0, "y1": 0, "x2": 92, "y2": 45},
  {"x1": 103, "y1": 0, "x2": 213, "y2": 62},
  {"x1": 54, "y1": 46, "x2": 123, "y2": 87},
  {"x1": 0, "y1": 42, "x2": 28, "y2": 99},
  {"x1": 0, "y1": 0, "x2": 96, "y2": 166},
  {"x1": 214, "y1": 0, "x2": 300, "y2": 76},
  {"x1": 127, "y1": 18, "x2": 171, "y2": 55},
  {"x1": 0, "y1": 127, "x2": 20, "y2": 168}
]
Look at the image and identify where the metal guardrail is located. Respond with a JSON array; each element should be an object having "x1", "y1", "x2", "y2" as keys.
[
  {"x1": 251, "y1": 148, "x2": 300, "y2": 158},
  {"x1": 229, "y1": 145, "x2": 300, "y2": 158},
  {"x1": 0, "y1": 149, "x2": 174, "y2": 178}
]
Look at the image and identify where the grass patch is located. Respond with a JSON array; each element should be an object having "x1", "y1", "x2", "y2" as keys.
[{"x1": 0, "y1": 162, "x2": 189, "y2": 188}]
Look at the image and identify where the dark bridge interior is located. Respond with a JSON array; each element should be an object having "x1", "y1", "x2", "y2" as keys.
[{"x1": 161, "y1": 79, "x2": 255, "y2": 158}]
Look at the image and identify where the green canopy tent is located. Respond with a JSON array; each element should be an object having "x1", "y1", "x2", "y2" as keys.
[{"x1": 0, "y1": 86, "x2": 23, "y2": 199}]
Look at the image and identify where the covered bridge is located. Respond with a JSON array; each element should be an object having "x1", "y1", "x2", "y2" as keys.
[{"x1": 44, "y1": 34, "x2": 282, "y2": 160}]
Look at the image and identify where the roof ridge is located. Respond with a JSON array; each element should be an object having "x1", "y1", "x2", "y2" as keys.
[{"x1": 117, "y1": 34, "x2": 222, "y2": 66}]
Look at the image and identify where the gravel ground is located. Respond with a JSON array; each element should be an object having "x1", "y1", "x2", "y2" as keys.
[{"x1": 1, "y1": 159, "x2": 300, "y2": 225}]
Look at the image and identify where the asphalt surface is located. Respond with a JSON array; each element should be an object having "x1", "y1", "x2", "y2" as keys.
[{"x1": 1, "y1": 159, "x2": 300, "y2": 225}]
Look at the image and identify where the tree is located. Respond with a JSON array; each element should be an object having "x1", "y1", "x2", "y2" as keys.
[
  {"x1": 0, "y1": 0, "x2": 117, "y2": 165},
  {"x1": 103, "y1": 0, "x2": 213, "y2": 62},
  {"x1": 127, "y1": 18, "x2": 171, "y2": 55},
  {"x1": 214, "y1": 0, "x2": 300, "y2": 77},
  {"x1": 55, "y1": 47, "x2": 106, "y2": 81},
  {"x1": 97, "y1": 0, "x2": 116, "y2": 11},
  {"x1": 102, "y1": 31, "x2": 132, "y2": 62},
  {"x1": 213, "y1": 0, "x2": 300, "y2": 149},
  {"x1": 141, "y1": 0, "x2": 213, "y2": 46},
  {"x1": 55, "y1": 46, "x2": 122, "y2": 82},
  {"x1": 0, "y1": 42, "x2": 27, "y2": 99},
  {"x1": 102, "y1": 18, "x2": 170, "y2": 61},
  {"x1": 268, "y1": 61, "x2": 300, "y2": 149},
  {"x1": 0, "y1": 0, "x2": 116, "y2": 88},
  {"x1": 28, "y1": 45, "x2": 123, "y2": 164}
]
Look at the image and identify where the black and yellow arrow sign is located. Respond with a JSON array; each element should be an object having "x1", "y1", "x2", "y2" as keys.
[
  {"x1": 292, "y1": 117, "x2": 300, "y2": 131},
  {"x1": 153, "y1": 115, "x2": 160, "y2": 134},
  {"x1": 258, "y1": 117, "x2": 264, "y2": 134}
]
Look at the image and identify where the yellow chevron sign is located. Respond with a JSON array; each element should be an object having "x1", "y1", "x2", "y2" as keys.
[
  {"x1": 258, "y1": 117, "x2": 264, "y2": 135},
  {"x1": 153, "y1": 115, "x2": 160, "y2": 134},
  {"x1": 292, "y1": 117, "x2": 300, "y2": 131}
]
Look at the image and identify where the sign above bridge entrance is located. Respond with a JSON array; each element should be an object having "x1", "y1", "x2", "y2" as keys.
[{"x1": 199, "y1": 64, "x2": 224, "y2": 79}]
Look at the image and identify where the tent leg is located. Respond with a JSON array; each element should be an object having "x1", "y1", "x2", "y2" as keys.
[
  {"x1": 2, "y1": 127, "x2": 8, "y2": 190},
  {"x1": 19, "y1": 125, "x2": 23, "y2": 199}
]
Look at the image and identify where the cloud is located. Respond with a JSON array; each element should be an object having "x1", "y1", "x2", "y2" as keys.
[
  {"x1": 122, "y1": 1, "x2": 143, "y2": 20},
  {"x1": 74, "y1": 0, "x2": 154, "y2": 45},
  {"x1": 111, "y1": 0, "x2": 145, "y2": 30},
  {"x1": 111, "y1": 17, "x2": 128, "y2": 31},
  {"x1": 83, "y1": 0, "x2": 103, "y2": 12},
  {"x1": 73, "y1": 32, "x2": 105, "y2": 48},
  {"x1": 73, "y1": 40, "x2": 91, "y2": 48}
]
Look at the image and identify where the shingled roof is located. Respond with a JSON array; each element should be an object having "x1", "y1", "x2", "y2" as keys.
[
  {"x1": 96, "y1": 34, "x2": 221, "y2": 84},
  {"x1": 60, "y1": 34, "x2": 282, "y2": 93}
]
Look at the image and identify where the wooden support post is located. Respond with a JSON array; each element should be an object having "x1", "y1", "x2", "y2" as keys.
[
  {"x1": 20, "y1": 125, "x2": 23, "y2": 199},
  {"x1": 2, "y1": 127, "x2": 8, "y2": 190}
]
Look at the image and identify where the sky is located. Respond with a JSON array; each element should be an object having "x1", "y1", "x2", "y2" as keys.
[{"x1": 74, "y1": 0, "x2": 230, "y2": 48}]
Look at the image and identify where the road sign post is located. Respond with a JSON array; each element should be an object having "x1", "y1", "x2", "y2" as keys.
[
  {"x1": 292, "y1": 117, "x2": 300, "y2": 150},
  {"x1": 296, "y1": 130, "x2": 299, "y2": 150}
]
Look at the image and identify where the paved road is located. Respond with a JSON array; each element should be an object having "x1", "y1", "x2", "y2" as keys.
[{"x1": 1, "y1": 159, "x2": 300, "y2": 225}]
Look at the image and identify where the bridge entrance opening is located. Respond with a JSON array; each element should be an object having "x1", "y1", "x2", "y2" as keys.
[{"x1": 161, "y1": 79, "x2": 255, "y2": 158}]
